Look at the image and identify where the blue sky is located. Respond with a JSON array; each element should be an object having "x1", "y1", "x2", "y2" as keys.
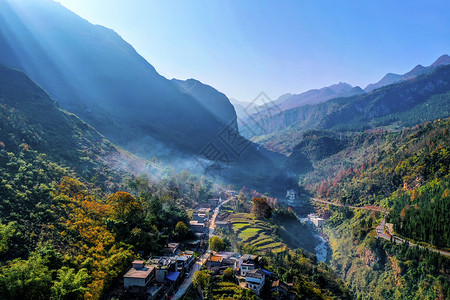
[{"x1": 57, "y1": 0, "x2": 450, "y2": 102}]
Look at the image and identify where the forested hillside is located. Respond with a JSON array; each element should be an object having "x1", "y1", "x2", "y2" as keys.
[
  {"x1": 0, "y1": 61, "x2": 217, "y2": 300},
  {"x1": 0, "y1": 64, "x2": 145, "y2": 191},
  {"x1": 297, "y1": 118, "x2": 450, "y2": 299}
]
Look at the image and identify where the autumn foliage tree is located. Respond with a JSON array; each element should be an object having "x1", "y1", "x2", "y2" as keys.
[
  {"x1": 251, "y1": 197, "x2": 272, "y2": 219},
  {"x1": 107, "y1": 191, "x2": 144, "y2": 222}
]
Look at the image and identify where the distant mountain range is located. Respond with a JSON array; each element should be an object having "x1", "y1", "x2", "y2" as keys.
[
  {"x1": 248, "y1": 64, "x2": 450, "y2": 154},
  {"x1": 233, "y1": 54, "x2": 450, "y2": 130},
  {"x1": 274, "y1": 82, "x2": 365, "y2": 111},
  {"x1": 364, "y1": 54, "x2": 450, "y2": 91}
]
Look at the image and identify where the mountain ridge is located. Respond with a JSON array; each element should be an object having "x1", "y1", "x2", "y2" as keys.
[{"x1": 365, "y1": 54, "x2": 450, "y2": 92}]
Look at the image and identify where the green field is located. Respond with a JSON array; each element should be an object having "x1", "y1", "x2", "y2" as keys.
[{"x1": 227, "y1": 213, "x2": 287, "y2": 253}]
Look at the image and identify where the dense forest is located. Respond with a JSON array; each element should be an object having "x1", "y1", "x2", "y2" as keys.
[{"x1": 324, "y1": 207, "x2": 449, "y2": 299}]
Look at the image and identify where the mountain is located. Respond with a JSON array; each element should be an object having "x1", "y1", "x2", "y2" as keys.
[
  {"x1": 0, "y1": 0, "x2": 295, "y2": 193},
  {"x1": 365, "y1": 54, "x2": 450, "y2": 92},
  {"x1": 0, "y1": 63, "x2": 145, "y2": 189},
  {"x1": 0, "y1": 0, "x2": 235, "y2": 159},
  {"x1": 274, "y1": 82, "x2": 365, "y2": 111},
  {"x1": 249, "y1": 64, "x2": 450, "y2": 154},
  {"x1": 172, "y1": 78, "x2": 237, "y2": 127}
]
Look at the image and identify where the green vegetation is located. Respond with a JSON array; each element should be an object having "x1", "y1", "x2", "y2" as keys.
[
  {"x1": 324, "y1": 208, "x2": 450, "y2": 299},
  {"x1": 299, "y1": 118, "x2": 450, "y2": 299},
  {"x1": 251, "y1": 197, "x2": 273, "y2": 219},
  {"x1": 387, "y1": 178, "x2": 450, "y2": 249},
  {"x1": 209, "y1": 236, "x2": 225, "y2": 252}
]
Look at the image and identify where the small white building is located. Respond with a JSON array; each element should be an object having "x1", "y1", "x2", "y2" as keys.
[
  {"x1": 286, "y1": 189, "x2": 297, "y2": 200},
  {"x1": 245, "y1": 269, "x2": 265, "y2": 295},
  {"x1": 237, "y1": 254, "x2": 260, "y2": 276},
  {"x1": 308, "y1": 214, "x2": 325, "y2": 227},
  {"x1": 123, "y1": 260, "x2": 155, "y2": 288}
]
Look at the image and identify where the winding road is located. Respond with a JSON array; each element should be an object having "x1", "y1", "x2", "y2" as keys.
[{"x1": 309, "y1": 197, "x2": 450, "y2": 257}]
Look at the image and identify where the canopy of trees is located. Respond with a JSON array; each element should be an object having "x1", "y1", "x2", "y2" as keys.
[{"x1": 251, "y1": 197, "x2": 272, "y2": 219}]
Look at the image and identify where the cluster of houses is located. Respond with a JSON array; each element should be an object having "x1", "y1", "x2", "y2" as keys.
[
  {"x1": 206, "y1": 252, "x2": 296, "y2": 298},
  {"x1": 123, "y1": 243, "x2": 195, "y2": 299}
]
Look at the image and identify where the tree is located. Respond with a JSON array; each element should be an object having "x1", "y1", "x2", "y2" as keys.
[
  {"x1": 0, "y1": 221, "x2": 16, "y2": 255},
  {"x1": 50, "y1": 267, "x2": 89, "y2": 300},
  {"x1": 251, "y1": 197, "x2": 272, "y2": 219},
  {"x1": 222, "y1": 267, "x2": 234, "y2": 281},
  {"x1": 237, "y1": 192, "x2": 247, "y2": 212},
  {"x1": 192, "y1": 270, "x2": 210, "y2": 289},
  {"x1": 174, "y1": 221, "x2": 189, "y2": 241},
  {"x1": 209, "y1": 236, "x2": 225, "y2": 252},
  {"x1": 107, "y1": 191, "x2": 144, "y2": 222}
]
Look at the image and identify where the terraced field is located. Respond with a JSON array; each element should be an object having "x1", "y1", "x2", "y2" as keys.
[{"x1": 228, "y1": 213, "x2": 287, "y2": 253}]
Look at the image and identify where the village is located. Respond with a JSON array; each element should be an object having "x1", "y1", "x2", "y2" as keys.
[{"x1": 120, "y1": 191, "x2": 299, "y2": 299}]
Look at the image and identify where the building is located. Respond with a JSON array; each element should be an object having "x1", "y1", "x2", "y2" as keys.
[
  {"x1": 271, "y1": 280, "x2": 296, "y2": 299},
  {"x1": 123, "y1": 260, "x2": 155, "y2": 289},
  {"x1": 286, "y1": 189, "x2": 297, "y2": 200},
  {"x1": 176, "y1": 252, "x2": 194, "y2": 272},
  {"x1": 166, "y1": 242, "x2": 181, "y2": 256},
  {"x1": 244, "y1": 269, "x2": 265, "y2": 295},
  {"x1": 148, "y1": 256, "x2": 177, "y2": 282},
  {"x1": 192, "y1": 212, "x2": 207, "y2": 223},
  {"x1": 189, "y1": 220, "x2": 206, "y2": 233},
  {"x1": 308, "y1": 214, "x2": 325, "y2": 227},
  {"x1": 207, "y1": 255, "x2": 224, "y2": 268},
  {"x1": 215, "y1": 220, "x2": 231, "y2": 229},
  {"x1": 237, "y1": 254, "x2": 261, "y2": 276},
  {"x1": 197, "y1": 207, "x2": 211, "y2": 214}
]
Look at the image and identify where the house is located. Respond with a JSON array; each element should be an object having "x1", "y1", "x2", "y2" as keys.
[
  {"x1": 176, "y1": 252, "x2": 194, "y2": 272},
  {"x1": 207, "y1": 255, "x2": 224, "y2": 268},
  {"x1": 198, "y1": 207, "x2": 211, "y2": 214},
  {"x1": 271, "y1": 280, "x2": 295, "y2": 299},
  {"x1": 215, "y1": 220, "x2": 231, "y2": 229},
  {"x1": 237, "y1": 254, "x2": 261, "y2": 276},
  {"x1": 148, "y1": 256, "x2": 177, "y2": 282},
  {"x1": 192, "y1": 212, "x2": 207, "y2": 223},
  {"x1": 166, "y1": 242, "x2": 181, "y2": 255},
  {"x1": 190, "y1": 220, "x2": 206, "y2": 233},
  {"x1": 123, "y1": 260, "x2": 155, "y2": 289},
  {"x1": 245, "y1": 269, "x2": 265, "y2": 295},
  {"x1": 286, "y1": 189, "x2": 297, "y2": 200}
]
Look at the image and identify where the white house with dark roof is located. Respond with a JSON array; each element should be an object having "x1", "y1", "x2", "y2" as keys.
[
  {"x1": 237, "y1": 254, "x2": 261, "y2": 276},
  {"x1": 245, "y1": 269, "x2": 265, "y2": 295}
]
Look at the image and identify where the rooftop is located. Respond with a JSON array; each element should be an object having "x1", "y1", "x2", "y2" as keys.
[
  {"x1": 124, "y1": 265, "x2": 154, "y2": 279},
  {"x1": 272, "y1": 280, "x2": 293, "y2": 290},
  {"x1": 246, "y1": 269, "x2": 265, "y2": 279},
  {"x1": 210, "y1": 255, "x2": 223, "y2": 262},
  {"x1": 190, "y1": 220, "x2": 204, "y2": 226}
]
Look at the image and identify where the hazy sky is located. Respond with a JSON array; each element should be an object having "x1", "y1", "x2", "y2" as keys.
[{"x1": 57, "y1": 0, "x2": 450, "y2": 102}]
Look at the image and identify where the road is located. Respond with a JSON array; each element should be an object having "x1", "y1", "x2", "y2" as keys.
[
  {"x1": 172, "y1": 198, "x2": 232, "y2": 300},
  {"x1": 309, "y1": 196, "x2": 450, "y2": 257},
  {"x1": 376, "y1": 217, "x2": 450, "y2": 257},
  {"x1": 309, "y1": 197, "x2": 388, "y2": 212}
]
